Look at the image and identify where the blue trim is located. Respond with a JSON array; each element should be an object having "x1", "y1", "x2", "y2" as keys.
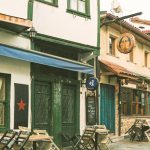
[{"x1": 0, "y1": 44, "x2": 94, "y2": 74}]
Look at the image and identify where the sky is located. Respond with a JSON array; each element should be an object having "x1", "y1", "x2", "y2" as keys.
[{"x1": 100, "y1": 0, "x2": 150, "y2": 20}]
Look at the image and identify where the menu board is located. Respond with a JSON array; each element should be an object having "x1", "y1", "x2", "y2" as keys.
[{"x1": 86, "y1": 96, "x2": 96, "y2": 125}]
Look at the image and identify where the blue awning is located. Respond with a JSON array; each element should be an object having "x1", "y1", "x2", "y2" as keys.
[{"x1": 0, "y1": 44, "x2": 94, "y2": 74}]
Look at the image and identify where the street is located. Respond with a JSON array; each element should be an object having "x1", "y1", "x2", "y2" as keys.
[{"x1": 109, "y1": 138, "x2": 150, "y2": 150}]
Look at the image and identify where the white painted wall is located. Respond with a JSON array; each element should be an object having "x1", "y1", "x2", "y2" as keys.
[
  {"x1": 33, "y1": 1, "x2": 98, "y2": 46},
  {"x1": 0, "y1": 0, "x2": 98, "y2": 46},
  {"x1": 0, "y1": 0, "x2": 28, "y2": 18},
  {"x1": 0, "y1": 56, "x2": 31, "y2": 129},
  {"x1": 0, "y1": 30, "x2": 30, "y2": 50}
]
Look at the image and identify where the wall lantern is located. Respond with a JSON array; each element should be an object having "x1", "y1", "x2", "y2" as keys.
[
  {"x1": 29, "y1": 27, "x2": 37, "y2": 39},
  {"x1": 141, "y1": 92, "x2": 145, "y2": 106}
]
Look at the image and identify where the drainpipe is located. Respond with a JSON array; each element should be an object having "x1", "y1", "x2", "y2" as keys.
[{"x1": 118, "y1": 79, "x2": 122, "y2": 136}]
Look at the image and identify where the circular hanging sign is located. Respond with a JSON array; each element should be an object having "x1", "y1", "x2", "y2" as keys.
[
  {"x1": 86, "y1": 77, "x2": 99, "y2": 91},
  {"x1": 117, "y1": 33, "x2": 135, "y2": 54}
]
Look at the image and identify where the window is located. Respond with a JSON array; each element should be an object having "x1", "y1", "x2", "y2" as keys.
[
  {"x1": 36, "y1": 0, "x2": 58, "y2": 6},
  {"x1": 129, "y1": 50, "x2": 133, "y2": 62},
  {"x1": 145, "y1": 51, "x2": 148, "y2": 67},
  {"x1": 67, "y1": 0, "x2": 90, "y2": 17},
  {"x1": 0, "y1": 74, "x2": 10, "y2": 130},
  {"x1": 121, "y1": 87, "x2": 150, "y2": 116},
  {"x1": 109, "y1": 36, "x2": 116, "y2": 56}
]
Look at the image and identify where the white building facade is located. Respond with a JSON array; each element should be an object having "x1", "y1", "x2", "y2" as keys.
[{"x1": 0, "y1": 0, "x2": 100, "y2": 147}]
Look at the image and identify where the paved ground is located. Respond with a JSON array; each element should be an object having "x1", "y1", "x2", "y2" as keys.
[{"x1": 109, "y1": 138, "x2": 150, "y2": 150}]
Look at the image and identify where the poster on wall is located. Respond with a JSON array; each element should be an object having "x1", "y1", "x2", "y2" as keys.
[
  {"x1": 86, "y1": 96, "x2": 96, "y2": 125},
  {"x1": 14, "y1": 83, "x2": 28, "y2": 129}
]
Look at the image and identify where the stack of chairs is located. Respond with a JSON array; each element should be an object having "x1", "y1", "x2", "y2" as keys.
[
  {"x1": 126, "y1": 119, "x2": 146, "y2": 141},
  {"x1": 74, "y1": 127, "x2": 96, "y2": 150},
  {"x1": 0, "y1": 130, "x2": 17, "y2": 149},
  {"x1": 95, "y1": 125, "x2": 110, "y2": 150}
]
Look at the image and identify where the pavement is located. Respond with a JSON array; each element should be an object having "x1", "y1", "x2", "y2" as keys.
[{"x1": 108, "y1": 137, "x2": 150, "y2": 150}]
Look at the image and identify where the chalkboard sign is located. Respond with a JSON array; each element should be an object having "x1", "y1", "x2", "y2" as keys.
[{"x1": 86, "y1": 96, "x2": 96, "y2": 125}]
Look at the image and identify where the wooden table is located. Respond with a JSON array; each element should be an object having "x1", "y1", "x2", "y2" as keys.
[{"x1": 29, "y1": 134, "x2": 53, "y2": 150}]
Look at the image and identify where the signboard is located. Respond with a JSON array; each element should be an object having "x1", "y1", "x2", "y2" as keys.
[
  {"x1": 117, "y1": 33, "x2": 135, "y2": 54},
  {"x1": 86, "y1": 77, "x2": 99, "y2": 91},
  {"x1": 86, "y1": 96, "x2": 96, "y2": 125}
]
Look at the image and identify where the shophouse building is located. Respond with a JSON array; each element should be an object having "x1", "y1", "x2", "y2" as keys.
[
  {"x1": 0, "y1": 0, "x2": 100, "y2": 147},
  {"x1": 100, "y1": 13, "x2": 150, "y2": 135}
]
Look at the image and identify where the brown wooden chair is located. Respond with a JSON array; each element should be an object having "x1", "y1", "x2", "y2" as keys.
[
  {"x1": 74, "y1": 127, "x2": 96, "y2": 150},
  {"x1": 0, "y1": 130, "x2": 17, "y2": 150}
]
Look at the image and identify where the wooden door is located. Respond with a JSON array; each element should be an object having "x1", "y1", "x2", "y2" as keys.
[
  {"x1": 61, "y1": 84, "x2": 76, "y2": 146},
  {"x1": 100, "y1": 84, "x2": 115, "y2": 132},
  {"x1": 33, "y1": 81, "x2": 52, "y2": 133}
]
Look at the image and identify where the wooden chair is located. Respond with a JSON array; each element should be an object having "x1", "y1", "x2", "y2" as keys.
[
  {"x1": 144, "y1": 119, "x2": 150, "y2": 141},
  {"x1": 11, "y1": 130, "x2": 31, "y2": 150},
  {"x1": 60, "y1": 132, "x2": 80, "y2": 150},
  {"x1": 0, "y1": 130, "x2": 17, "y2": 150},
  {"x1": 74, "y1": 127, "x2": 96, "y2": 150},
  {"x1": 126, "y1": 119, "x2": 145, "y2": 141}
]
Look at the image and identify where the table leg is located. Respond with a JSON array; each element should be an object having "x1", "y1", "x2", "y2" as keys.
[
  {"x1": 95, "y1": 132, "x2": 98, "y2": 150},
  {"x1": 33, "y1": 141, "x2": 36, "y2": 150}
]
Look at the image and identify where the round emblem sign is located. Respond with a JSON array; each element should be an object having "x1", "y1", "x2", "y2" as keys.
[
  {"x1": 86, "y1": 77, "x2": 99, "y2": 91},
  {"x1": 117, "y1": 33, "x2": 135, "y2": 54}
]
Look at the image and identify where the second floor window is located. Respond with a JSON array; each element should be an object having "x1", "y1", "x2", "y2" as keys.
[
  {"x1": 109, "y1": 36, "x2": 115, "y2": 56},
  {"x1": 145, "y1": 51, "x2": 148, "y2": 67},
  {"x1": 67, "y1": 0, "x2": 90, "y2": 17}
]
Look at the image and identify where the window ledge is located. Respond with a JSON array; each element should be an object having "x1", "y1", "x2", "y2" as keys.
[
  {"x1": 36, "y1": 0, "x2": 58, "y2": 7},
  {"x1": 126, "y1": 60, "x2": 136, "y2": 65},
  {"x1": 106, "y1": 53, "x2": 119, "y2": 58},
  {"x1": 66, "y1": 9, "x2": 91, "y2": 19}
]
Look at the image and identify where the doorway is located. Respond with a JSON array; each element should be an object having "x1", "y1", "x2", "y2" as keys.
[{"x1": 100, "y1": 84, "x2": 115, "y2": 132}]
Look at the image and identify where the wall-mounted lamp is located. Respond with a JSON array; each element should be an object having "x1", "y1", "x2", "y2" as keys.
[
  {"x1": 141, "y1": 92, "x2": 145, "y2": 106},
  {"x1": 29, "y1": 27, "x2": 37, "y2": 39}
]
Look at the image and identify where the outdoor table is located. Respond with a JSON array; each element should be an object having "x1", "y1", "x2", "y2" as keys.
[{"x1": 29, "y1": 134, "x2": 53, "y2": 150}]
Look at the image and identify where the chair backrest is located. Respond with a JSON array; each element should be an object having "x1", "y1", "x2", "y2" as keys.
[
  {"x1": 0, "y1": 130, "x2": 17, "y2": 149},
  {"x1": 75, "y1": 127, "x2": 96, "y2": 149},
  {"x1": 145, "y1": 119, "x2": 150, "y2": 127}
]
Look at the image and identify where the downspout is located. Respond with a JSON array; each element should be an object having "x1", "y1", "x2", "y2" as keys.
[
  {"x1": 118, "y1": 79, "x2": 122, "y2": 136},
  {"x1": 28, "y1": 0, "x2": 34, "y2": 21},
  {"x1": 96, "y1": 0, "x2": 101, "y2": 125},
  {"x1": 95, "y1": 1, "x2": 100, "y2": 150},
  {"x1": 96, "y1": 0, "x2": 100, "y2": 125},
  {"x1": 28, "y1": 0, "x2": 34, "y2": 130}
]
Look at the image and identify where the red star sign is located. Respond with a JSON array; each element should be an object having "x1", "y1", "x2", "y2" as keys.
[{"x1": 17, "y1": 99, "x2": 26, "y2": 111}]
